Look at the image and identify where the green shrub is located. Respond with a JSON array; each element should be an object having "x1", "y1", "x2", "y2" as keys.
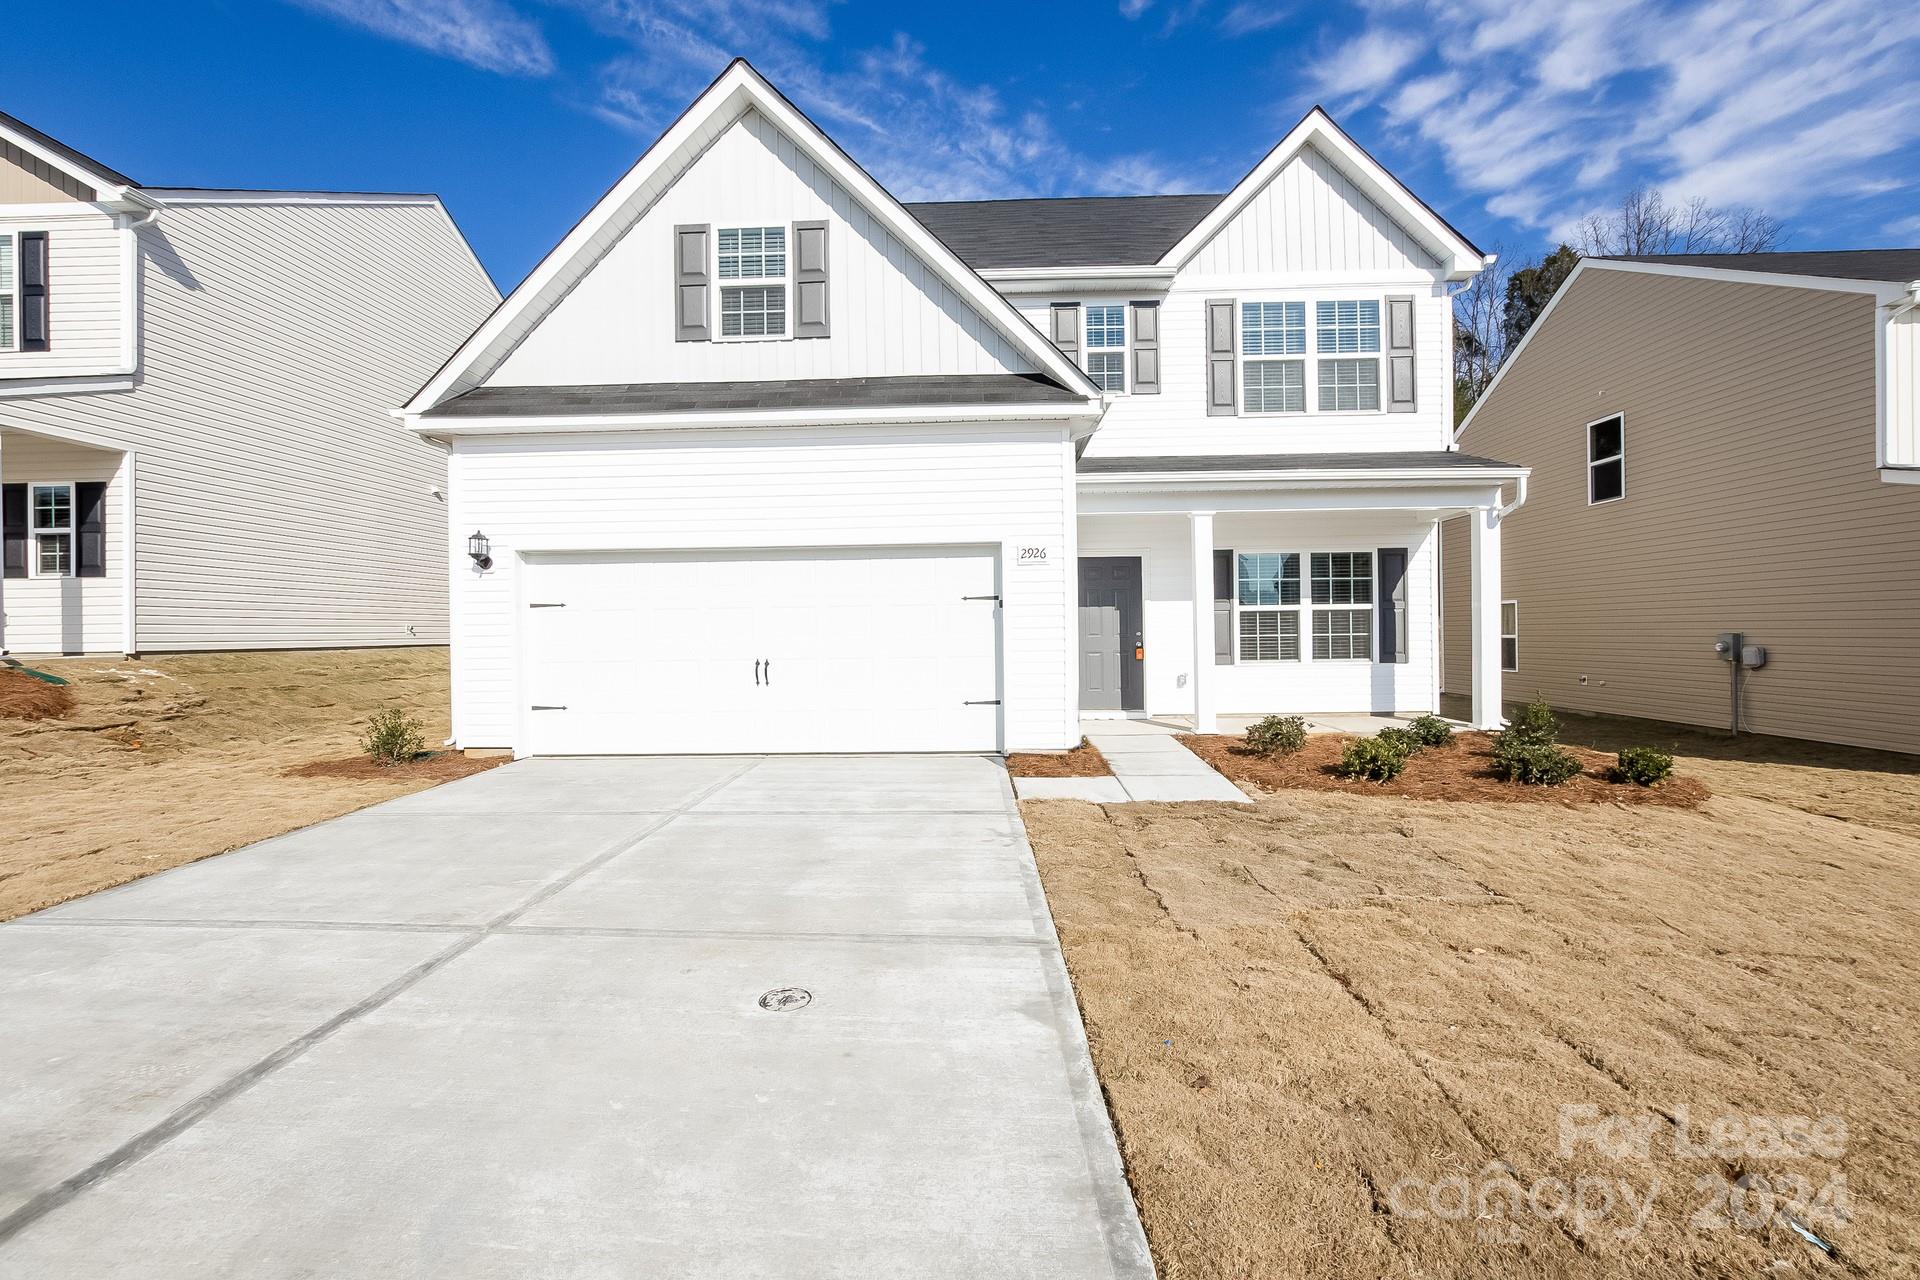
[
  {"x1": 1613, "y1": 746, "x2": 1674, "y2": 786},
  {"x1": 361, "y1": 708, "x2": 426, "y2": 766},
  {"x1": 1338, "y1": 733, "x2": 1411, "y2": 782},
  {"x1": 1503, "y1": 696, "x2": 1560, "y2": 747},
  {"x1": 1491, "y1": 739, "x2": 1582, "y2": 785},
  {"x1": 1406, "y1": 714, "x2": 1454, "y2": 748},
  {"x1": 1244, "y1": 714, "x2": 1308, "y2": 757},
  {"x1": 1376, "y1": 726, "x2": 1423, "y2": 756}
]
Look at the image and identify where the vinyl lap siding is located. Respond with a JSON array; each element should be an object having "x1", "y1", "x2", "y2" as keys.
[
  {"x1": 0, "y1": 213, "x2": 125, "y2": 380},
  {"x1": 449, "y1": 424, "x2": 1074, "y2": 752},
  {"x1": 1449, "y1": 268, "x2": 1920, "y2": 754},
  {"x1": 489, "y1": 109, "x2": 1034, "y2": 387},
  {"x1": 0, "y1": 201, "x2": 499, "y2": 650}
]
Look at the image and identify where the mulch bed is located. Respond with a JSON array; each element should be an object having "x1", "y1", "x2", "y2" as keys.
[
  {"x1": 1006, "y1": 739, "x2": 1112, "y2": 777},
  {"x1": 0, "y1": 668, "x2": 75, "y2": 721},
  {"x1": 284, "y1": 752, "x2": 510, "y2": 783},
  {"x1": 1180, "y1": 730, "x2": 1710, "y2": 807}
]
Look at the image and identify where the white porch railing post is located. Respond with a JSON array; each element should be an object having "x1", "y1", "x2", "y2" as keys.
[
  {"x1": 1470, "y1": 504, "x2": 1504, "y2": 729},
  {"x1": 1189, "y1": 510, "x2": 1216, "y2": 734}
]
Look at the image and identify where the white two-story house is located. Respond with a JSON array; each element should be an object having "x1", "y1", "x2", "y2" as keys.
[
  {"x1": 402, "y1": 60, "x2": 1526, "y2": 756},
  {"x1": 0, "y1": 109, "x2": 497, "y2": 657}
]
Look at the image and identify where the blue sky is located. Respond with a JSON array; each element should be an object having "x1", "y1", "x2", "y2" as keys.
[{"x1": 11, "y1": 1, "x2": 1919, "y2": 288}]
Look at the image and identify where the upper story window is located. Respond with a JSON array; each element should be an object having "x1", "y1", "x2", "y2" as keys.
[
  {"x1": 1241, "y1": 302, "x2": 1306, "y2": 413},
  {"x1": 717, "y1": 226, "x2": 787, "y2": 338},
  {"x1": 0, "y1": 233, "x2": 15, "y2": 352},
  {"x1": 1588, "y1": 415, "x2": 1625, "y2": 503},
  {"x1": 1085, "y1": 304, "x2": 1126, "y2": 392},
  {"x1": 1232, "y1": 298, "x2": 1393, "y2": 415},
  {"x1": 1315, "y1": 300, "x2": 1381, "y2": 411},
  {"x1": 1316, "y1": 300, "x2": 1381, "y2": 354}
]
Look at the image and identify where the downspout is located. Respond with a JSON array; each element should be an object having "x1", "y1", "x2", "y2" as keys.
[{"x1": 1492, "y1": 472, "x2": 1528, "y2": 524}]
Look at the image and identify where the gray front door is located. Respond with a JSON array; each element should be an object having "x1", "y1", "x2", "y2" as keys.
[{"x1": 1078, "y1": 557, "x2": 1144, "y2": 712}]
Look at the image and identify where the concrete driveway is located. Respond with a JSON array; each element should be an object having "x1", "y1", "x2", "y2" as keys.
[{"x1": 0, "y1": 755, "x2": 1153, "y2": 1278}]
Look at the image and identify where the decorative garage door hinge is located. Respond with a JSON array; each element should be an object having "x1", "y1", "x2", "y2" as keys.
[
  {"x1": 530, "y1": 705, "x2": 567, "y2": 711},
  {"x1": 963, "y1": 699, "x2": 1002, "y2": 706},
  {"x1": 529, "y1": 602, "x2": 566, "y2": 608}
]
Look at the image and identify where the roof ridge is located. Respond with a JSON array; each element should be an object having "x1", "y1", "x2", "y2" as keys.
[{"x1": 903, "y1": 192, "x2": 1225, "y2": 207}]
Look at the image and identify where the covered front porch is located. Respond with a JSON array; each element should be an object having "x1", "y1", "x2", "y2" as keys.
[
  {"x1": 0, "y1": 424, "x2": 130, "y2": 657},
  {"x1": 1074, "y1": 453, "x2": 1527, "y2": 732}
]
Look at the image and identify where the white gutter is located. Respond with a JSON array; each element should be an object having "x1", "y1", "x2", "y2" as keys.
[
  {"x1": 1492, "y1": 470, "x2": 1528, "y2": 524},
  {"x1": 983, "y1": 264, "x2": 1178, "y2": 294},
  {"x1": 1079, "y1": 465, "x2": 1529, "y2": 487},
  {"x1": 405, "y1": 399, "x2": 1106, "y2": 438}
]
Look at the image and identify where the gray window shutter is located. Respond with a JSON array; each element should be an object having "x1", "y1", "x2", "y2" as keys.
[
  {"x1": 1377, "y1": 546, "x2": 1409, "y2": 664},
  {"x1": 1386, "y1": 295, "x2": 1415, "y2": 412},
  {"x1": 674, "y1": 224, "x2": 709, "y2": 342},
  {"x1": 76, "y1": 481, "x2": 107, "y2": 578},
  {"x1": 1130, "y1": 301, "x2": 1160, "y2": 394},
  {"x1": 19, "y1": 231, "x2": 48, "y2": 353},
  {"x1": 1213, "y1": 548, "x2": 1235, "y2": 665},
  {"x1": 1, "y1": 484, "x2": 25, "y2": 579},
  {"x1": 1049, "y1": 302, "x2": 1079, "y2": 358},
  {"x1": 793, "y1": 220, "x2": 829, "y2": 339},
  {"x1": 1205, "y1": 298, "x2": 1236, "y2": 415}
]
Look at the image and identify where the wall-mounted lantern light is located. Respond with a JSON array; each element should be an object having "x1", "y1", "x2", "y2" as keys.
[{"x1": 467, "y1": 530, "x2": 493, "y2": 571}]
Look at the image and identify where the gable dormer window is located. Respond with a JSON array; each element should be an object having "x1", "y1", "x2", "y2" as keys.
[{"x1": 717, "y1": 226, "x2": 787, "y2": 338}]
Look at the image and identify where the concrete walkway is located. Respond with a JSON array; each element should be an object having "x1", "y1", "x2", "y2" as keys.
[
  {"x1": 1012, "y1": 720, "x2": 1250, "y2": 804},
  {"x1": 0, "y1": 756, "x2": 1153, "y2": 1279}
]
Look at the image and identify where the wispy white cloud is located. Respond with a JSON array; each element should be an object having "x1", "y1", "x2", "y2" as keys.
[
  {"x1": 285, "y1": 0, "x2": 554, "y2": 75},
  {"x1": 1119, "y1": 0, "x2": 1154, "y2": 18},
  {"x1": 569, "y1": 4, "x2": 1198, "y2": 200},
  {"x1": 1219, "y1": 3, "x2": 1290, "y2": 36},
  {"x1": 1332, "y1": 0, "x2": 1920, "y2": 241}
]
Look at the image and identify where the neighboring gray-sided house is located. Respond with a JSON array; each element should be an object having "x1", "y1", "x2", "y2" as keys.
[
  {"x1": 0, "y1": 110, "x2": 499, "y2": 657},
  {"x1": 1443, "y1": 250, "x2": 1920, "y2": 753}
]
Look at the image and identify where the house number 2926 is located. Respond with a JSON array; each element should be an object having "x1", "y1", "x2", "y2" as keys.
[{"x1": 1017, "y1": 546, "x2": 1049, "y2": 564}]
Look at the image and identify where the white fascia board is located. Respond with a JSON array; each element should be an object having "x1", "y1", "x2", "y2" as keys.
[
  {"x1": 983, "y1": 265, "x2": 1177, "y2": 294},
  {"x1": 1458, "y1": 258, "x2": 1908, "y2": 444},
  {"x1": 141, "y1": 189, "x2": 443, "y2": 207},
  {"x1": 0, "y1": 374, "x2": 136, "y2": 401},
  {"x1": 406, "y1": 400, "x2": 1103, "y2": 438},
  {"x1": 1078, "y1": 480, "x2": 1512, "y2": 515},
  {"x1": 1078, "y1": 465, "x2": 1528, "y2": 488},
  {"x1": 0, "y1": 119, "x2": 133, "y2": 202},
  {"x1": 404, "y1": 60, "x2": 1100, "y2": 415},
  {"x1": 1159, "y1": 107, "x2": 1487, "y2": 281}
]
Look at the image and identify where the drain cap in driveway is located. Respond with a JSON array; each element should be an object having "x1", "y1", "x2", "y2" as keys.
[{"x1": 758, "y1": 987, "x2": 812, "y2": 1012}]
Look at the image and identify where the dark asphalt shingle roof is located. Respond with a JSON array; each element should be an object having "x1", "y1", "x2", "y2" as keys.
[
  {"x1": 904, "y1": 194, "x2": 1225, "y2": 270},
  {"x1": 0, "y1": 108, "x2": 134, "y2": 187},
  {"x1": 424, "y1": 373, "x2": 1089, "y2": 418},
  {"x1": 1606, "y1": 249, "x2": 1920, "y2": 283},
  {"x1": 1077, "y1": 451, "x2": 1522, "y2": 474}
]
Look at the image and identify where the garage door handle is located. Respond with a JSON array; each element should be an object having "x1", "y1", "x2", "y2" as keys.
[
  {"x1": 754, "y1": 659, "x2": 762, "y2": 686},
  {"x1": 964, "y1": 699, "x2": 1001, "y2": 706},
  {"x1": 764, "y1": 659, "x2": 771, "y2": 685},
  {"x1": 531, "y1": 705, "x2": 566, "y2": 711}
]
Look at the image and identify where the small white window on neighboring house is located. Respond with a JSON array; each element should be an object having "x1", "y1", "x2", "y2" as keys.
[
  {"x1": 1241, "y1": 302, "x2": 1305, "y2": 413},
  {"x1": 0, "y1": 233, "x2": 15, "y2": 352},
  {"x1": 1309, "y1": 551, "x2": 1373, "y2": 660},
  {"x1": 30, "y1": 482, "x2": 73, "y2": 578},
  {"x1": 1316, "y1": 300, "x2": 1382, "y2": 411},
  {"x1": 1502, "y1": 600, "x2": 1519, "y2": 672},
  {"x1": 717, "y1": 226, "x2": 787, "y2": 338},
  {"x1": 1084, "y1": 304, "x2": 1126, "y2": 392},
  {"x1": 1235, "y1": 552, "x2": 1301, "y2": 661},
  {"x1": 1588, "y1": 415, "x2": 1625, "y2": 503}
]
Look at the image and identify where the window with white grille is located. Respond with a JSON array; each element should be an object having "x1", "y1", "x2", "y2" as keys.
[
  {"x1": 1085, "y1": 304, "x2": 1126, "y2": 392},
  {"x1": 717, "y1": 226, "x2": 787, "y2": 338},
  {"x1": 0, "y1": 234, "x2": 15, "y2": 352},
  {"x1": 1235, "y1": 551, "x2": 1301, "y2": 661},
  {"x1": 1240, "y1": 301, "x2": 1305, "y2": 413}
]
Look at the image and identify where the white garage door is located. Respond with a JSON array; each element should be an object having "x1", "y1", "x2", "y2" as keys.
[{"x1": 521, "y1": 547, "x2": 1002, "y2": 755}]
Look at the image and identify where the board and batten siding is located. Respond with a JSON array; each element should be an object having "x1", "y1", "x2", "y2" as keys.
[
  {"x1": 448, "y1": 423, "x2": 1076, "y2": 752},
  {"x1": 488, "y1": 108, "x2": 1035, "y2": 388},
  {"x1": 0, "y1": 430, "x2": 124, "y2": 652},
  {"x1": 0, "y1": 210, "x2": 128, "y2": 381},
  {"x1": 0, "y1": 199, "x2": 499, "y2": 651},
  {"x1": 1445, "y1": 267, "x2": 1920, "y2": 754},
  {"x1": 0, "y1": 141, "x2": 92, "y2": 204}
]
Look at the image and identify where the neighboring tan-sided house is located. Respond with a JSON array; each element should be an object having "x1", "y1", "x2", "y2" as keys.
[
  {"x1": 0, "y1": 110, "x2": 499, "y2": 657},
  {"x1": 1443, "y1": 250, "x2": 1920, "y2": 753},
  {"x1": 402, "y1": 61, "x2": 1525, "y2": 757}
]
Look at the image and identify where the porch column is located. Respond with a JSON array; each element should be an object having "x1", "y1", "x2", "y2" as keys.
[
  {"x1": 1469, "y1": 504, "x2": 1504, "y2": 729},
  {"x1": 1189, "y1": 510, "x2": 1216, "y2": 733}
]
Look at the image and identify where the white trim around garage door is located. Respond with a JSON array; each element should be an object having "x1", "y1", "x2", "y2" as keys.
[{"x1": 509, "y1": 540, "x2": 1006, "y2": 757}]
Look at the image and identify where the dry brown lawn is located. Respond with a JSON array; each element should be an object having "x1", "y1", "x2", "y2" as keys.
[
  {"x1": 1007, "y1": 738, "x2": 1113, "y2": 777},
  {"x1": 1024, "y1": 726, "x2": 1920, "y2": 1279},
  {"x1": 0, "y1": 647, "x2": 476, "y2": 921}
]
